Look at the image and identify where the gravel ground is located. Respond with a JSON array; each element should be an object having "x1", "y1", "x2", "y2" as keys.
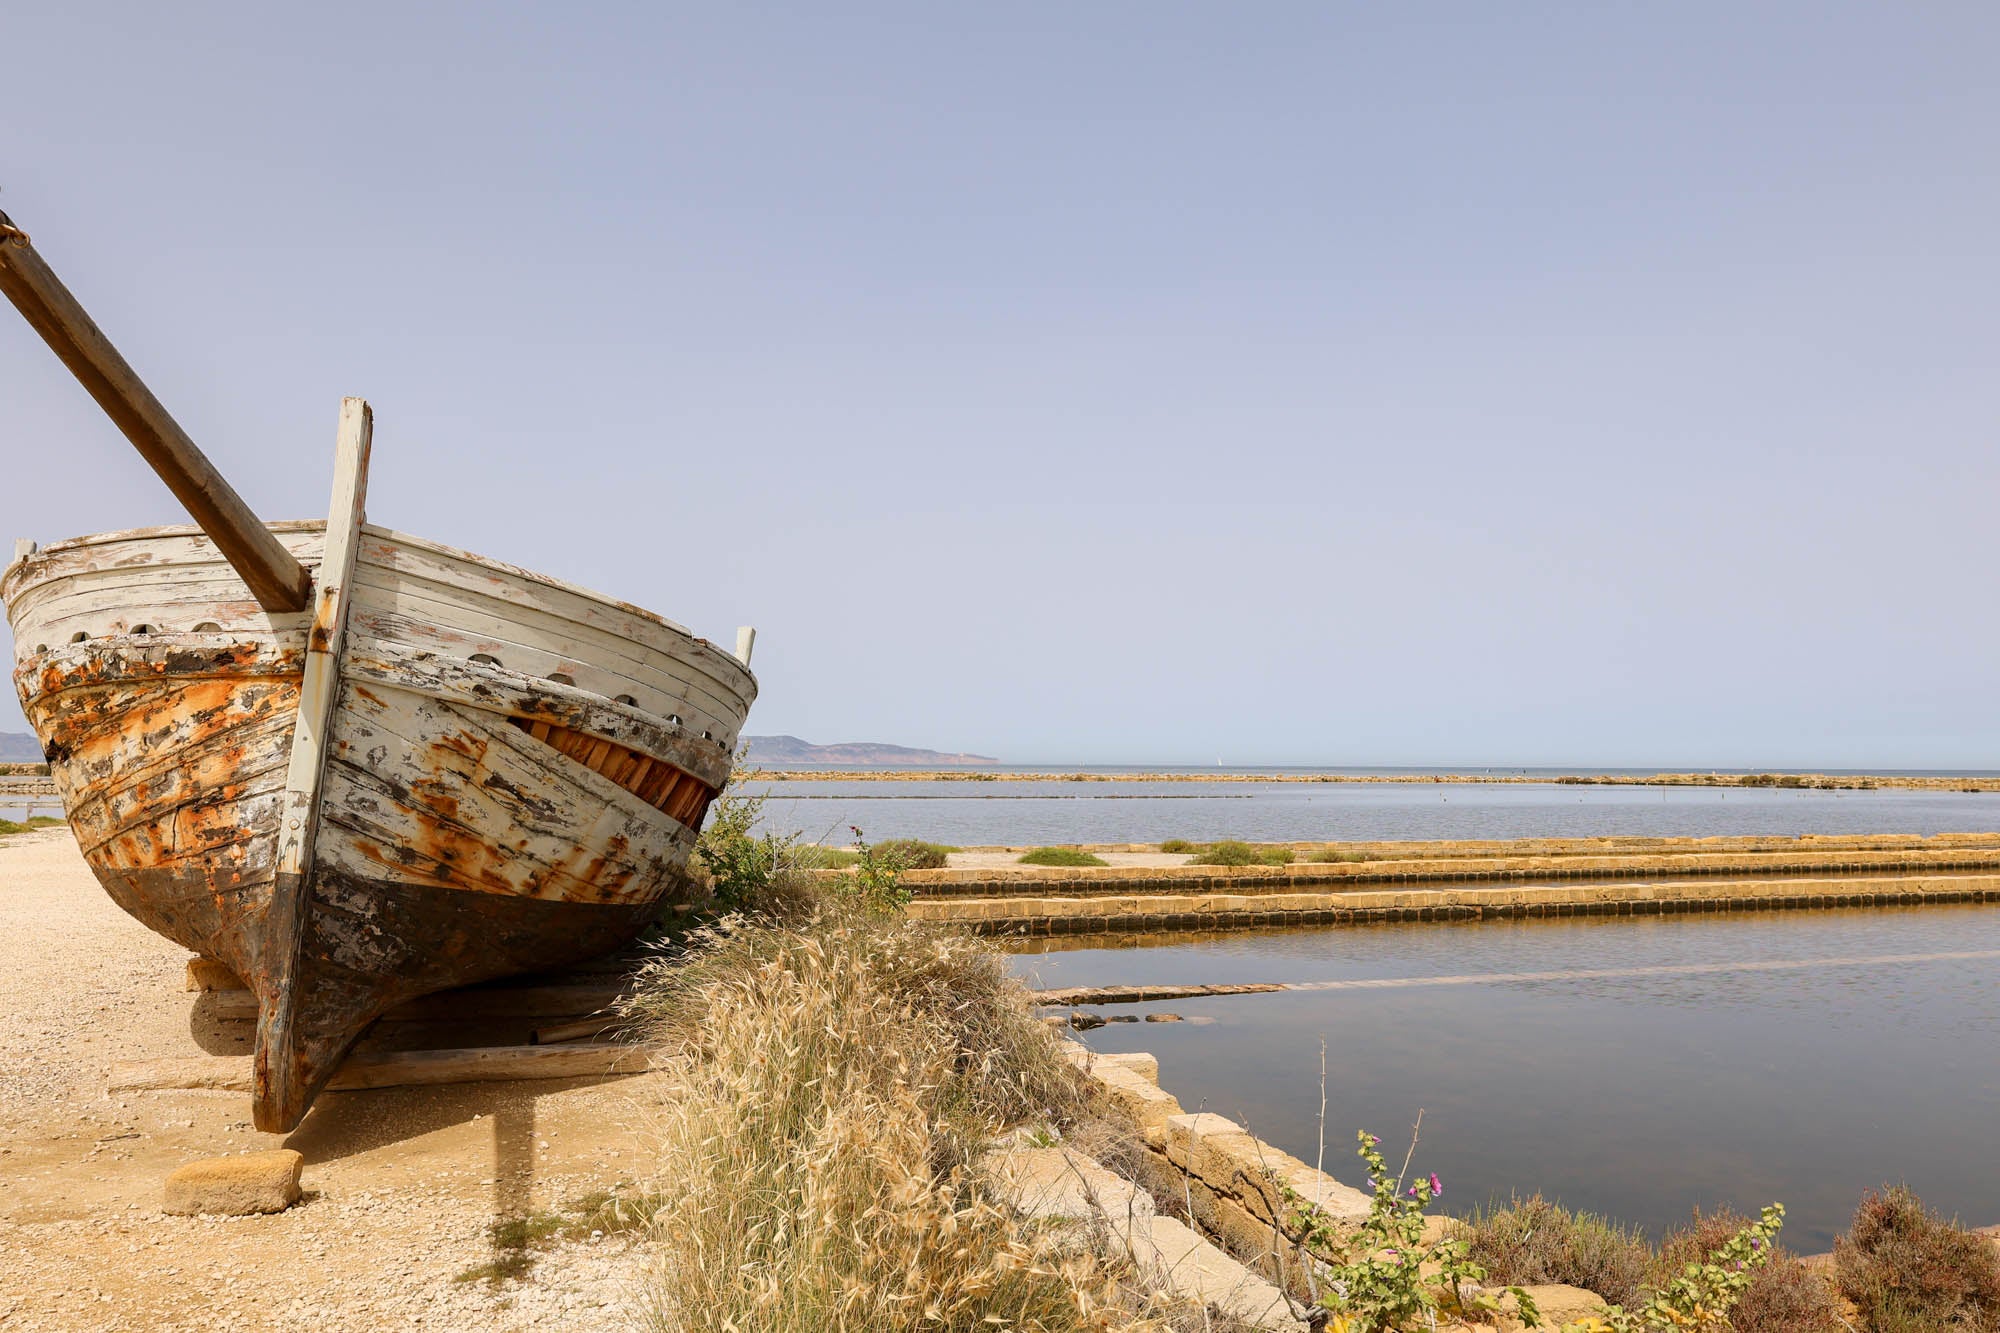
[{"x1": 0, "y1": 828, "x2": 674, "y2": 1331}]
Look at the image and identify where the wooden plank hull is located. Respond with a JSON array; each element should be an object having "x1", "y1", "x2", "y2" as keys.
[{"x1": 4, "y1": 522, "x2": 754, "y2": 1129}]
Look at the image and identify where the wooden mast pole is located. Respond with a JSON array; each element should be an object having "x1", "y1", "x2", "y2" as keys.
[{"x1": 0, "y1": 208, "x2": 311, "y2": 613}]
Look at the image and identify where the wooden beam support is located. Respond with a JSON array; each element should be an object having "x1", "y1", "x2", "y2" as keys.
[
  {"x1": 0, "y1": 210, "x2": 311, "y2": 613},
  {"x1": 203, "y1": 982, "x2": 629, "y2": 1024},
  {"x1": 533, "y1": 1016, "x2": 629, "y2": 1045},
  {"x1": 109, "y1": 1043, "x2": 674, "y2": 1095}
]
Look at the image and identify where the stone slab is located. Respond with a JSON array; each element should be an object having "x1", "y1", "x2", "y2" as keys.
[{"x1": 163, "y1": 1150, "x2": 303, "y2": 1216}]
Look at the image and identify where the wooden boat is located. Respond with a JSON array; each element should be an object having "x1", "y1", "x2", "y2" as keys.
[{"x1": 0, "y1": 209, "x2": 755, "y2": 1131}]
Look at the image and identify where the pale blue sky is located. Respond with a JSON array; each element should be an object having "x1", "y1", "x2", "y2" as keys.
[{"x1": 3, "y1": 3, "x2": 1996, "y2": 766}]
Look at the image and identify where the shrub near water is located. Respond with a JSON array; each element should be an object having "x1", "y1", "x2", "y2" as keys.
[
  {"x1": 869, "y1": 838, "x2": 958, "y2": 870},
  {"x1": 1650, "y1": 1207, "x2": 1844, "y2": 1333},
  {"x1": 624, "y1": 904, "x2": 1146, "y2": 1331},
  {"x1": 1188, "y1": 840, "x2": 1294, "y2": 867},
  {"x1": 1019, "y1": 847, "x2": 1108, "y2": 867},
  {"x1": 1460, "y1": 1194, "x2": 1651, "y2": 1308},
  {"x1": 1835, "y1": 1184, "x2": 2000, "y2": 1332}
]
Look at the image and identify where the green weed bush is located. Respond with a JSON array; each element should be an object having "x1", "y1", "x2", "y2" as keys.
[
  {"x1": 1018, "y1": 847, "x2": 1108, "y2": 867},
  {"x1": 1188, "y1": 840, "x2": 1293, "y2": 867},
  {"x1": 868, "y1": 839, "x2": 957, "y2": 870}
]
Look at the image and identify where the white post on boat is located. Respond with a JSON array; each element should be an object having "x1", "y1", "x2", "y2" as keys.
[
  {"x1": 734, "y1": 625, "x2": 757, "y2": 667},
  {"x1": 256, "y1": 397, "x2": 373, "y2": 1132},
  {"x1": 0, "y1": 208, "x2": 313, "y2": 613}
]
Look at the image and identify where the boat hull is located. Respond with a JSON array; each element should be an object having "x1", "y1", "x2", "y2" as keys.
[{"x1": 5, "y1": 522, "x2": 754, "y2": 1129}]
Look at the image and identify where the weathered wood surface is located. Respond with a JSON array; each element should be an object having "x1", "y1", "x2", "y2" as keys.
[
  {"x1": 109, "y1": 1042, "x2": 673, "y2": 1094},
  {"x1": 202, "y1": 983, "x2": 628, "y2": 1023},
  {"x1": 342, "y1": 640, "x2": 732, "y2": 790},
  {"x1": 1, "y1": 526, "x2": 322, "y2": 656},
  {"x1": 259, "y1": 401, "x2": 372, "y2": 1131},
  {"x1": 319, "y1": 678, "x2": 695, "y2": 906},
  {"x1": 346, "y1": 577, "x2": 746, "y2": 744},
  {"x1": 533, "y1": 1016, "x2": 630, "y2": 1045},
  {"x1": 354, "y1": 527, "x2": 753, "y2": 704},
  {"x1": 0, "y1": 212, "x2": 311, "y2": 612}
]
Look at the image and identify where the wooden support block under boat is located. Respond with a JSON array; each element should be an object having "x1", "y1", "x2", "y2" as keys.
[
  {"x1": 185, "y1": 958, "x2": 245, "y2": 992},
  {"x1": 108, "y1": 1042, "x2": 676, "y2": 1095},
  {"x1": 532, "y1": 1016, "x2": 629, "y2": 1045},
  {"x1": 200, "y1": 983, "x2": 629, "y2": 1023}
]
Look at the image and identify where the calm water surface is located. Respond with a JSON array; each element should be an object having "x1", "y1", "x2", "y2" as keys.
[
  {"x1": 1008, "y1": 904, "x2": 2000, "y2": 1251},
  {"x1": 750, "y1": 778, "x2": 2000, "y2": 846}
]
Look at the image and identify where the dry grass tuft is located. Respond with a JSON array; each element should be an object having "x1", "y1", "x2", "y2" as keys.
[
  {"x1": 1459, "y1": 1193, "x2": 1651, "y2": 1307},
  {"x1": 624, "y1": 902, "x2": 1170, "y2": 1331}
]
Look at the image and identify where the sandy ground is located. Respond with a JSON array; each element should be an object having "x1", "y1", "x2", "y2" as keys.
[{"x1": 0, "y1": 828, "x2": 673, "y2": 1332}]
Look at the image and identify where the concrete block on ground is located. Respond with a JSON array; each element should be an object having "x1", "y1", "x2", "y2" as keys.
[
  {"x1": 984, "y1": 1142, "x2": 1155, "y2": 1230},
  {"x1": 163, "y1": 1149, "x2": 303, "y2": 1216},
  {"x1": 1129, "y1": 1213, "x2": 1303, "y2": 1329},
  {"x1": 1163, "y1": 1112, "x2": 1371, "y2": 1232}
]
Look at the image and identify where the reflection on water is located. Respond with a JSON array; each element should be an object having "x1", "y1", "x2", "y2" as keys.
[
  {"x1": 750, "y1": 779, "x2": 2000, "y2": 847},
  {"x1": 1008, "y1": 904, "x2": 2000, "y2": 1251}
]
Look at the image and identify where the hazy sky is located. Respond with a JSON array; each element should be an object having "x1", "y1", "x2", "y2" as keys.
[{"x1": 3, "y1": 4, "x2": 1996, "y2": 766}]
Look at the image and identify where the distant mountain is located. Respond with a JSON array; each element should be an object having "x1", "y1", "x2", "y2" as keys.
[
  {"x1": 0, "y1": 732, "x2": 44, "y2": 763},
  {"x1": 742, "y1": 735, "x2": 998, "y2": 767}
]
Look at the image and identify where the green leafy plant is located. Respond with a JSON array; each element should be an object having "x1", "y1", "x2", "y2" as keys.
[
  {"x1": 1018, "y1": 847, "x2": 1108, "y2": 867},
  {"x1": 1278, "y1": 1125, "x2": 1541, "y2": 1331},
  {"x1": 842, "y1": 827, "x2": 913, "y2": 915},
  {"x1": 1160, "y1": 839, "x2": 1200, "y2": 854},
  {"x1": 1592, "y1": 1204, "x2": 1785, "y2": 1332}
]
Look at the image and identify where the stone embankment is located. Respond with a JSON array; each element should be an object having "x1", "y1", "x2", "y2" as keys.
[
  {"x1": 1045, "y1": 1044, "x2": 1605, "y2": 1328},
  {"x1": 902, "y1": 834, "x2": 2000, "y2": 934}
]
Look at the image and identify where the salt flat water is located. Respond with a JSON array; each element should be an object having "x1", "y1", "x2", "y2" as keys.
[
  {"x1": 747, "y1": 774, "x2": 2000, "y2": 846},
  {"x1": 1009, "y1": 904, "x2": 2000, "y2": 1251}
]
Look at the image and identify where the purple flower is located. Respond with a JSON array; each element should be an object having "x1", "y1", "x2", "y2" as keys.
[{"x1": 1429, "y1": 1172, "x2": 1443, "y2": 1198}]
